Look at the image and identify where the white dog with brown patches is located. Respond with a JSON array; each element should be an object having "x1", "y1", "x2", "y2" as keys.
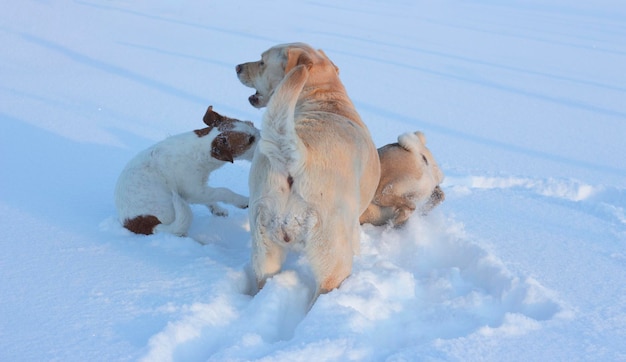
[
  {"x1": 115, "y1": 106, "x2": 259, "y2": 236},
  {"x1": 360, "y1": 131, "x2": 445, "y2": 227},
  {"x1": 236, "y1": 43, "x2": 380, "y2": 296}
]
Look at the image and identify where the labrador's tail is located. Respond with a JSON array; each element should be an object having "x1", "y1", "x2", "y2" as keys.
[{"x1": 259, "y1": 65, "x2": 309, "y2": 177}]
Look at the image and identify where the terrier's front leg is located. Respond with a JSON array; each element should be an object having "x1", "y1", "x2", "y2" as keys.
[{"x1": 188, "y1": 187, "x2": 249, "y2": 215}]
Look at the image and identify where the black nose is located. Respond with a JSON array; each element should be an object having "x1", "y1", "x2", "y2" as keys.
[{"x1": 236, "y1": 64, "x2": 243, "y2": 74}]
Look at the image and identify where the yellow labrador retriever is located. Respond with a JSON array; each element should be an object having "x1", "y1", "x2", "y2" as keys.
[
  {"x1": 359, "y1": 131, "x2": 445, "y2": 227},
  {"x1": 236, "y1": 43, "x2": 380, "y2": 295}
]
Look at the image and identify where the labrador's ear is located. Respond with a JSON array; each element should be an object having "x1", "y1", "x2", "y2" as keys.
[
  {"x1": 284, "y1": 47, "x2": 313, "y2": 74},
  {"x1": 318, "y1": 49, "x2": 340, "y2": 74},
  {"x1": 413, "y1": 131, "x2": 427, "y2": 145}
]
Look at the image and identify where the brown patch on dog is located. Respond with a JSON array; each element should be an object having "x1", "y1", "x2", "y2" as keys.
[
  {"x1": 198, "y1": 105, "x2": 259, "y2": 137},
  {"x1": 203, "y1": 105, "x2": 242, "y2": 130},
  {"x1": 123, "y1": 215, "x2": 161, "y2": 235},
  {"x1": 203, "y1": 105, "x2": 226, "y2": 127},
  {"x1": 197, "y1": 107, "x2": 251, "y2": 138},
  {"x1": 194, "y1": 127, "x2": 212, "y2": 137},
  {"x1": 211, "y1": 130, "x2": 256, "y2": 163},
  {"x1": 211, "y1": 134, "x2": 234, "y2": 162}
]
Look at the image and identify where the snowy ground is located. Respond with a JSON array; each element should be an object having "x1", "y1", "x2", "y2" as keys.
[{"x1": 1, "y1": 1, "x2": 625, "y2": 361}]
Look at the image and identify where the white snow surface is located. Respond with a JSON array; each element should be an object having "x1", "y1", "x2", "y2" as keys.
[{"x1": 2, "y1": 1, "x2": 625, "y2": 361}]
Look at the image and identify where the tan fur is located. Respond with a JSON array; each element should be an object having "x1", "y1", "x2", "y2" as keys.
[
  {"x1": 236, "y1": 43, "x2": 380, "y2": 296},
  {"x1": 360, "y1": 131, "x2": 445, "y2": 227}
]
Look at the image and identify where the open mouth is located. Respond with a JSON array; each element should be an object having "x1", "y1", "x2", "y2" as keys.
[
  {"x1": 248, "y1": 91, "x2": 268, "y2": 108},
  {"x1": 248, "y1": 91, "x2": 260, "y2": 107}
]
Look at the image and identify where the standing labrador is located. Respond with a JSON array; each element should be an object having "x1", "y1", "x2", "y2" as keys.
[{"x1": 236, "y1": 43, "x2": 380, "y2": 295}]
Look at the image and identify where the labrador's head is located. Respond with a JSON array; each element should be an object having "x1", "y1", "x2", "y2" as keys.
[{"x1": 235, "y1": 42, "x2": 339, "y2": 108}]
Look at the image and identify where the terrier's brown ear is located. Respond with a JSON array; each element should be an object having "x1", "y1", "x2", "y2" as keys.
[
  {"x1": 203, "y1": 105, "x2": 226, "y2": 127},
  {"x1": 284, "y1": 48, "x2": 313, "y2": 74},
  {"x1": 211, "y1": 133, "x2": 234, "y2": 163}
]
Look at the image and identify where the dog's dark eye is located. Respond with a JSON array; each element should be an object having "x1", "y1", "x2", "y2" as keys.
[
  {"x1": 421, "y1": 154, "x2": 429, "y2": 165},
  {"x1": 259, "y1": 61, "x2": 265, "y2": 67},
  {"x1": 248, "y1": 135, "x2": 256, "y2": 145}
]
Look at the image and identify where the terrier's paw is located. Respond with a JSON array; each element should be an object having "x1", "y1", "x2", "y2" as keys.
[{"x1": 208, "y1": 204, "x2": 229, "y2": 217}]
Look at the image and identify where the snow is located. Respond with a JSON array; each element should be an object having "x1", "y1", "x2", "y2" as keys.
[{"x1": 1, "y1": 0, "x2": 625, "y2": 361}]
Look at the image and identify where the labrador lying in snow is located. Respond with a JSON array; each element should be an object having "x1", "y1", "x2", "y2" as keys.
[
  {"x1": 115, "y1": 106, "x2": 259, "y2": 236},
  {"x1": 236, "y1": 43, "x2": 380, "y2": 295},
  {"x1": 359, "y1": 131, "x2": 445, "y2": 227}
]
